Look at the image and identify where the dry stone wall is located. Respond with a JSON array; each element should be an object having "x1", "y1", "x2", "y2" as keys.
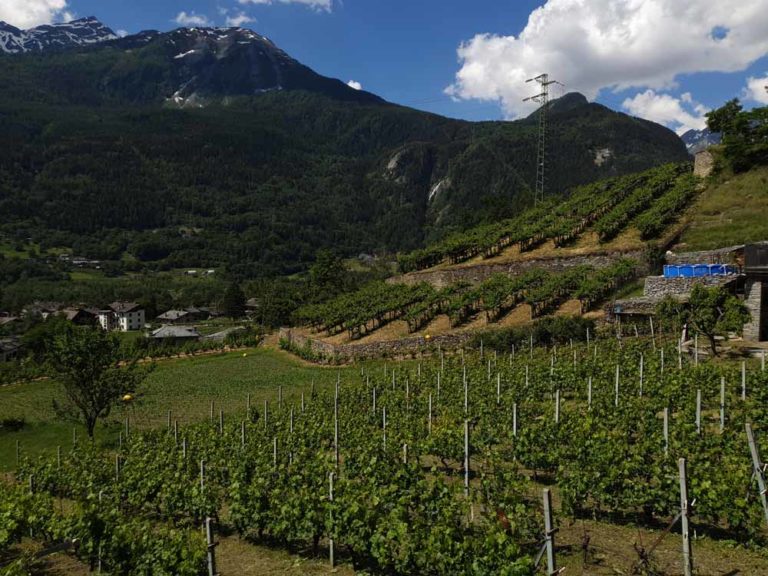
[
  {"x1": 389, "y1": 250, "x2": 647, "y2": 289},
  {"x1": 744, "y1": 279, "x2": 764, "y2": 341},
  {"x1": 279, "y1": 328, "x2": 475, "y2": 362},
  {"x1": 665, "y1": 245, "x2": 744, "y2": 266},
  {"x1": 643, "y1": 275, "x2": 739, "y2": 299}
]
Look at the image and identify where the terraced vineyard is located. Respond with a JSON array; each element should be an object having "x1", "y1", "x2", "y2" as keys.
[
  {"x1": 296, "y1": 259, "x2": 637, "y2": 339},
  {"x1": 5, "y1": 337, "x2": 768, "y2": 574},
  {"x1": 398, "y1": 162, "x2": 695, "y2": 273}
]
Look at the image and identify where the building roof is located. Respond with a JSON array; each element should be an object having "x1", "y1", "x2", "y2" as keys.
[
  {"x1": 0, "y1": 338, "x2": 21, "y2": 353},
  {"x1": 203, "y1": 326, "x2": 245, "y2": 341},
  {"x1": 150, "y1": 326, "x2": 201, "y2": 339},
  {"x1": 0, "y1": 317, "x2": 19, "y2": 327},
  {"x1": 109, "y1": 302, "x2": 142, "y2": 314},
  {"x1": 156, "y1": 310, "x2": 189, "y2": 321},
  {"x1": 23, "y1": 301, "x2": 63, "y2": 315},
  {"x1": 60, "y1": 308, "x2": 95, "y2": 321}
]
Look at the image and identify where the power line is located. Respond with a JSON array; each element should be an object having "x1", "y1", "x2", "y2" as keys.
[{"x1": 523, "y1": 73, "x2": 563, "y2": 204}]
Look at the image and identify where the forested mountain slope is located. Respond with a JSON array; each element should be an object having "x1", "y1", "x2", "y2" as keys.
[{"x1": 0, "y1": 20, "x2": 689, "y2": 277}]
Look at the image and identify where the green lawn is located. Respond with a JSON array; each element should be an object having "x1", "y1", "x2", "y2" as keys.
[
  {"x1": 0, "y1": 347, "x2": 362, "y2": 471},
  {"x1": 680, "y1": 166, "x2": 768, "y2": 250},
  {"x1": 68, "y1": 270, "x2": 104, "y2": 281}
]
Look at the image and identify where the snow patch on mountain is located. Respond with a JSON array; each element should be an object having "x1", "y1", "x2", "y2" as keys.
[
  {"x1": 0, "y1": 17, "x2": 117, "y2": 54},
  {"x1": 681, "y1": 128, "x2": 722, "y2": 155}
]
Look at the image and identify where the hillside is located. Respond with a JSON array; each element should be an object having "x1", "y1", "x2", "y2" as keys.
[
  {"x1": 0, "y1": 19, "x2": 688, "y2": 282},
  {"x1": 677, "y1": 164, "x2": 768, "y2": 251},
  {"x1": 290, "y1": 163, "x2": 696, "y2": 348}
]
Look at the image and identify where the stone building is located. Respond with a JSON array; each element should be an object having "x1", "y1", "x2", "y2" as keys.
[{"x1": 744, "y1": 243, "x2": 768, "y2": 342}]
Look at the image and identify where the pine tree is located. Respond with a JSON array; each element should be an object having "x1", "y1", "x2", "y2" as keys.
[{"x1": 222, "y1": 282, "x2": 247, "y2": 319}]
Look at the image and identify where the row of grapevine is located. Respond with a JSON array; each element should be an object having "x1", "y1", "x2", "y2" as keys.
[
  {"x1": 300, "y1": 259, "x2": 638, "y2": 339},
  {"x1": 635, "y1": 173, "x2": 700, "y2": 239},
  {"x1": 593, "y1": 163, "x2": 691, "y2": 242},
  {"x1": 9, "y1": 336, "x2": 768, "y2": 574},
  {"x1": 295, "y1": 282, "x2": 436, "y2": 338},
  {"x1": 398, "y1": 162, "x2": 692, "y2": 272},
  {"x1": 572, "y1": 258, "x2": 637, "y2": 312},
  {"x1": 0, "y1": 480, "x2": 206, "y2": 575}
]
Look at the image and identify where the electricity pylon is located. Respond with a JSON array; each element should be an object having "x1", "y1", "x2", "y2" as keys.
[{"x1": 524, "y1": 74, "x2": 563, "y2": 204}]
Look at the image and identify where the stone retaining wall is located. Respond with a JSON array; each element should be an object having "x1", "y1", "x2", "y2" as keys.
[
  {"x1": 279, "y1": 328, "x2": 475, "y2": 362},
  {"x1": 665, "y1": 245, "x2": 744, "y2": 266},
  {"x1": 744, "y1": 279, "x2": 765, "y2": 341},
  {"x1": 643, "y1": 275, "x2": 740, "y2": 299},
  {"x1": 389, "y1": 250, "x2": 647, "y2": 289}
]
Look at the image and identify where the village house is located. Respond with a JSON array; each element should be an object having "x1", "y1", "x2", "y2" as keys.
[
  {"x1": 0, "y1": 337, "x2": 22, "y2": 362},
  {"x1": 58, "y1": 307, "x2": 98, "y2": 326},
  {"x1": 98, "y1": 302, "x2": 145, "y2": 332},
  {"x1": 156, "y1": 307, "x2": 210, "y2": 325},
  {"x1": 22, "y1": 301, "x2": 64, "y2": 319},
  {"x1": 150, "y1": 325, "x2": 201, "y2": 345}
]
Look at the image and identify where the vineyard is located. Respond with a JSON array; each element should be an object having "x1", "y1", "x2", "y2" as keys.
[
  {"x1": 295, "y1": 259, "x2": 638, "y2": 339},
  {"x1": 398, "y1": 162, "x2": 695, "y2": 273},
  {"x1": 4, "y1": 334, "x2": 768, "y2": 574}
]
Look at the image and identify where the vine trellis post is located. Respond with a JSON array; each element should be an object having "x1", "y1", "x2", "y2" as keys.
[
  {"x1": 542, "y1": 488, "x2": 557, "y2": 575},
  {"x1": 329, "y1": 472, "x2": 335, "y2": 568},
  {"x1": 678, "y1": 458, "x2": 693, "y2": 576},
  {"x1": 720, "y1": 377, "x2": 725, "y2": 432},
  {"x1": 746, "y1": 423, "x2": 768, "y2": 526},
  {"x1": 695, "y1": 390, "x2": 701, "y2": 435},
  {"x1": 205, "y1": 517, "x2": 218, "y2": 576},
  {"x1": 742, "y1": 362, "x2": 747, "y2": 400}
]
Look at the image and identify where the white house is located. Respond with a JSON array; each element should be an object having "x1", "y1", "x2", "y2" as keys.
[{"x1": 98, "y1": 302, "x2": 145, "y2": 332}]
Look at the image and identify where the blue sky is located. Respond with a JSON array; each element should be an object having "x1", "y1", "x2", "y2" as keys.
[{"x1": 5, "y1": 0, "x2": 768, "y2": 131}]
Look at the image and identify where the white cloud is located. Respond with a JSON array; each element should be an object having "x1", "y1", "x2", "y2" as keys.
[
  {"x1": 347, "y1": 80, "x2": 362, "y2": 91},
  {"x1": 238, "y1": 0, "x2": 333, "y2": 13},
  {"x1": 447, "y1": 0, "x2": 768, "y2": 119},
  {"x1": 116, "y1": 29, "x2": 129, "y2": 38},
  {"x1": 174, "y1": 11, "x2": 212, "y2": 27},
  {"x1": 0, "y1": 0, "x2": 71, "y2": 29},
  {"x1": 744, "y1": 74, "x2": 768, "y2": 104},
  {"x1": 226, "y1": 11, "x2": 256, "y2": 27},
  {"x1": 622, "y1": 90, "x2": 709, "y2": 135}
]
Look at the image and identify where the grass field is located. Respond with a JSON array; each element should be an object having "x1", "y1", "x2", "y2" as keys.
[
  {"x1": 679, "y1": 166, "x2": 768, "y2": 251},
  {"x1": 0, "y1": 347, "x2": 361, "y2": 471}
]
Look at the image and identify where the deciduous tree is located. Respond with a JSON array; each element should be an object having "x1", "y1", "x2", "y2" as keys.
[{"x1": 49, "y1": 325, "x2": 148, "y2": 437}]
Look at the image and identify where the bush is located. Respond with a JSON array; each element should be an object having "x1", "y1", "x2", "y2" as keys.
[
  {"x1": 0, "y1": 417, "x2": 26, "y2": 432},
  {"x1": 472, "y1": 316, "x2": 595, "y2": 351}
]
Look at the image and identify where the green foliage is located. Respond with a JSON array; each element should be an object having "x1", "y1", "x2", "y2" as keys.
[
  {"x1": 473, "y1": 315, "x2": 595, "y2": 351},
  {"x1": 707, "y1": 99, "x2": 768, "y2": 172},
  {"x1": 221, "y1": 282, "x2": 246, "y2": 319},
  {"x1": 706, "y1": 98, "x2": 743, "y2": 136},
  {"x1": 655, "y1": 286, "x2": 751, "y2": 355},
  {"x1": 308, "y1": 249, "x2": 347, "y2": 300},
  {"x1": 7, "y1": 337, "x2": 768, "y2": 572},
  {"x1": 399, "y1": 163, "x2": 691, "y2": 272},
  {"x1": 48, "y1": 325, "x2": 149, "y2": 436},
  {"x1": 0, "y1": 43, "x2": 687, "y2": 284}
]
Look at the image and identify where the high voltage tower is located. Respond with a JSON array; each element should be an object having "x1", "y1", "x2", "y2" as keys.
[{"x1": 524, "y1": 74, "x2": 563, "y2": 204}]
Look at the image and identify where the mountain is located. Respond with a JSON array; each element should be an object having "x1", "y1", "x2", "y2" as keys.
[
  {"x1": 0, "y1": 17, "x2": 117, "y2": 54},
  {"x1": 0, "y1": 20, "x2": 689, "y2": 281},
  {"x1": 681, "y1": 128, "x2": 721, "y2": 154},
  {"x1": 119, "y1": 27, "x2": 385, "y2": 106}
]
